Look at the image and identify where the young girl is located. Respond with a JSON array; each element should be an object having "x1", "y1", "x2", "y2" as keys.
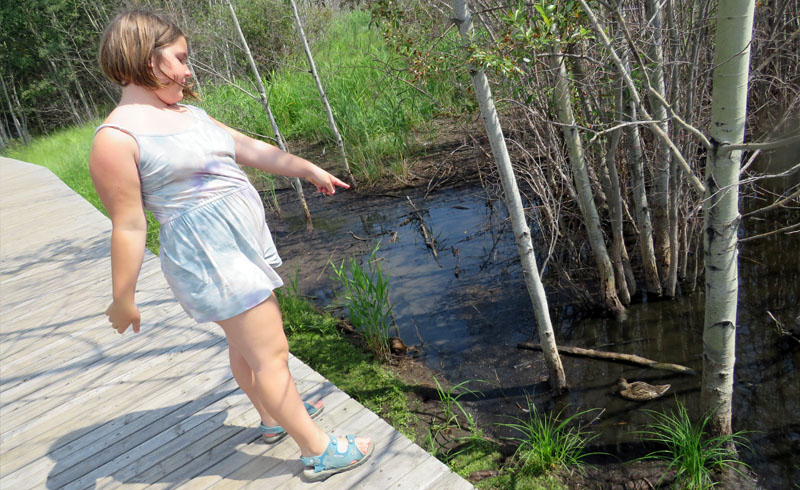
[{"x1": 90, "y1": 10, "x2": 372, "y2": 482}]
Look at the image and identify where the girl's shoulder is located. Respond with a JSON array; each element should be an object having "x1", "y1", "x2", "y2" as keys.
[{"x1": 100, "y1": 104, "x2": 198, "y2": 136}]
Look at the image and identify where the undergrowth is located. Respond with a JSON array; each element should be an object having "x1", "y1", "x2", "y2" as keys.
[{"x1": 638, "y1": 400, "x2": 751, "y2": 489}]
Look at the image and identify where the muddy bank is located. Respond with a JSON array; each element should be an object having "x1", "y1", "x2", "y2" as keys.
[{"x1": 267, "y1": 181, "x2": 799, "y2": 488}]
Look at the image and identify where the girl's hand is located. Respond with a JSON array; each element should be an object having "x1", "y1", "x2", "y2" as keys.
[
  {"x1": 306, "y1": 166, "x2": 350, "y2": 195},
  {"x1": 106, "y1": 299, "x2": 141, "y2": 334}
]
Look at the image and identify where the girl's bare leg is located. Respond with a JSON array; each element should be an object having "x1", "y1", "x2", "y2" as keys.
[
  {"x1": 228, "y1": 344, "x2": 271, "y2": 424},
  {"x1": 217, "y1": 294, "x2": 368, "y2": 457},
  {"x1": 228, "y1": 343, "x2": 322, "y2": 427}
]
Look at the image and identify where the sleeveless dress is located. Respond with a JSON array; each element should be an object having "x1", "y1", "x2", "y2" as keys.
[{"x1": 95, "y1": 105, "x2": 283, "y2": 323}]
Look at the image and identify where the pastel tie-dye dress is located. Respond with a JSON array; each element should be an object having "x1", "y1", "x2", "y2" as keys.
[{"x1": 95, "y1": 105, "x2": 283, "y2": 322}]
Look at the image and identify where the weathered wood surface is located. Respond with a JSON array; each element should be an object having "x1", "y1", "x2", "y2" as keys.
[
  {"x1": 517, "y1": 342, "x2": 697, "y2": 375},
  {"x1": 0, "y1": 157, "x2": 473, "y2": 490}
]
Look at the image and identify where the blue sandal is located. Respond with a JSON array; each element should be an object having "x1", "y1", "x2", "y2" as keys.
[
  {"x1": 300, "y1": 435, "x2": 374, "y2": 481},
  {"x1": 260, "y1": 401, "x2": 324, "y2": 443}
]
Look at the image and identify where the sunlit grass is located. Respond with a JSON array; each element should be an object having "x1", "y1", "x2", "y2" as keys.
[
  {"x1": 499, "y1": 400, "x2": 598, "y2": 477},
  {"x1": 638, "y1": 400, "x2": 751, "y2": 489},
  {"x1": 199, "y1": 9, "x2": 460, "y2": 183}
]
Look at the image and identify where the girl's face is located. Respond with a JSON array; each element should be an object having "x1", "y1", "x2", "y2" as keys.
[{"x1": 151, "y1": 36, "x2": 191, "y2": 105}]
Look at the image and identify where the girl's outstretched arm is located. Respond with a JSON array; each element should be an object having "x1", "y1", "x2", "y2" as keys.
[
  {"x1": 210, "y1": 117, "x2": 350, "y2": 195},
  {"x1": 90, "y1": 128, "x2": 147, "y2": 334}
]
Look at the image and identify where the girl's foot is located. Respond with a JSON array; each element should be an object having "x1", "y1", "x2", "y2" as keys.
[
  {"x1": 260, "y1": 401, "x2": 324, "y2": 443},
  {"x1": 300, "y1": 435, "x2": 373, "y2": 481}
]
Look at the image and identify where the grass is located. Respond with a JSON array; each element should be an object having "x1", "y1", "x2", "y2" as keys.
[
  {"x1": 198, "y1": 9, "x2": 461, "y2": 183},
  {"x1": 330, "y1": 242, "x2": 394, "y2": 360},
  {"x1": 499, "y1": 399, "x2": 598, "y2": 478},
  {"x1": 638, "y1": 400, "x2": 751, "y2": 489},
  {"x1": 275, "y1": 276, "x2": 414, "y2": 436},
  {"x1": 3, "y1": 123, "x2": 162, "y2": 253}
]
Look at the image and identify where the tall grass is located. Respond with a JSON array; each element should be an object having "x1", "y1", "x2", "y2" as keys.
[
  {"x1": 330, "y1": 242, "x2": 394, "y2": 359},
  {"x1": 3, "y1": 125, "x2": 161, "y2": 253},
  {"x1": 499, "y1": 400, "x2": 598, "y2": 476},
  {"x1": 638, "y1": 400, "x2": 751, "y2": 489},
  {"x1": 200, "y1": 10, "x2": 462, "y2": 183}
]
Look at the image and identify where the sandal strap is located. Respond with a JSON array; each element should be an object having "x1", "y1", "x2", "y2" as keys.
[
  {"x1": 300, "y1": 435, "x2": 367, "y2": 474},
  {"x1": 260, "y1": 402, "x2": 321, "y2": 435}
]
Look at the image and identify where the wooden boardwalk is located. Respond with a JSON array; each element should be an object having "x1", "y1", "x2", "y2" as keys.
[{"x1": 0, "y1": 157, "x2": 474, "y2": 490}]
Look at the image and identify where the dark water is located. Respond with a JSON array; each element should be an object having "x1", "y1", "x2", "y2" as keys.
[{"x1": 270, "y1": 183, "x2": 800, "y2": 488}]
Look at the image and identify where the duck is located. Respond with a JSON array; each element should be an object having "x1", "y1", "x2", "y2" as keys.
[{"x1": 614, "y1": 378, "x2": 670, "y2": 401}]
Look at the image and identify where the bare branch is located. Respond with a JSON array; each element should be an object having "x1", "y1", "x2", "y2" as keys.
[{"x1": 577, "y1": 0, "x2": 706, "y2": 194}]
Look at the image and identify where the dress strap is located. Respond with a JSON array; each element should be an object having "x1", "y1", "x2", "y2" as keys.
[{"x1": 95, "y1": 123, "x2": 139, "y2": 143}]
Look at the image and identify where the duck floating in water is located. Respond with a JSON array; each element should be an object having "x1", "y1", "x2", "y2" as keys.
[{"x1": 614, "y1": 378, "x2": 670, "y2": 401}]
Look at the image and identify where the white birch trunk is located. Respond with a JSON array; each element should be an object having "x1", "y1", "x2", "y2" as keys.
[
  {"x1": 599, "y1": 86, "x2": 633, "y2": 305},
  {"x1": 625, "y1": 96, "x2": 662, "y2": 296},
  {"x1": 701, "y1": 0, "x2": 755, "y2": 439},
  {"x1": 644, "y1": 0, "x2": 674, "y2": 293},
  {"x1": 550, "y1": 42, "x2": 624, "y2": 317},
  {"x1": 288, "y1": 0, "x2": 355, "y2": 185},
  {"x1": 227, "y1": 0, "x2": 312, "y2": 227},
  {"x1": 453, "y1": 0, "x2": 567, "y2": 392},
  {"x1": 1, "y1": 75, "x2": 26, "y2": 143}
]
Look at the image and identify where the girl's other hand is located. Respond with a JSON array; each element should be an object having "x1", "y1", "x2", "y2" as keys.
[
  {"x1": 307, "y1": 166, "x2": 350, "y2": 195},
  {"x1": 106, "y1": 300, "x2": 141, "y2": 334}
]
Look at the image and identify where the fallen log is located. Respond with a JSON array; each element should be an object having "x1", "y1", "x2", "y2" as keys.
[{"x1": 517, "y1": 342, "x2": 697, "y2": 375}]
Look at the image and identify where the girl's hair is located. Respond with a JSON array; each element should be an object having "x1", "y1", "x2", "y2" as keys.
[{"x1": 99, "y1": 10, "x2": 197, "y2": 99}]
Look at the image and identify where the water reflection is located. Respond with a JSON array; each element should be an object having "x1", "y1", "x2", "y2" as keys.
[{"x1": 272, "y1": 184, "x2": 799, "y2": 487}]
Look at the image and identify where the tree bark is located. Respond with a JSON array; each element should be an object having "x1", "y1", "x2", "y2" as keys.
[
  {"x1": 227, "y1": 0, "x2": 312, "y2": 228},
  {"x1": 623, "y1": 69, "x2": 662, "y2": 296},
  {"x1": 1, "y1": 75, "x2": 27, "y2": 143},
  {"x1": 550, "y1": 41, "x2": 624, "y2": 317},
  {"x1": 644, "y1": 0, "x2": 674, "y2": 294},
  {"x1": 599, "y1": 84, "x2": 634, "y2": 305},
  {"x1": 453, "y1": 0, "x2": 567, "y2": 392},
  {"x1": 701, "y1": 0, "x2": 755, "y2": 440},
  {"x1": 517, "y1": 343, "x2": 696, "y2": 375},
  {"x1": 288, "y1": 0, "x2": 355, "y2": 185}
]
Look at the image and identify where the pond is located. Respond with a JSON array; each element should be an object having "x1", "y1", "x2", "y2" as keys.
[{"x1": 269, "y1": 181, "x2": 799, "y2": 488}]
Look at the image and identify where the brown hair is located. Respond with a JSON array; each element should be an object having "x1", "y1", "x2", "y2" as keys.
[{"x1": 99, "y1": 10, "x2": 197, "y2": 99}]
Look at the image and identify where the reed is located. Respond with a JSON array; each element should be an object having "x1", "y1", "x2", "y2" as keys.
[
  {"x1": 638, "y1": 400, "x2": 751, "y2": 489},
  {"x1": 330, "y1": 243, "x2": 393, "y2": 359}
]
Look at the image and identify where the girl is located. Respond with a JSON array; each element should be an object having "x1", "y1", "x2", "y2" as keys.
[{"x1": 90, "y1": 10, "x2": 372, "y2": 482}]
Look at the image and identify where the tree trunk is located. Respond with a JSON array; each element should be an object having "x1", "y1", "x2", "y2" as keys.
[
  {"x1": 644, "y1": 0, "x2": 674, "y2": 294},
  {"x1": 453, "y1": 0, "x2": 567, "y2": 393},
  {"x1": 550, "y1": 42, "x2": 624, "y2": 317},
  {"x1": 624, "y1": 73, "x2": 662, "y2": 296},
  {"x1": 227, "y1": 0, "x2": 312, "y2": 228},
  {"x1": 599, "y1": 84, "x2": 634, "y2": 305},
  {"x1": 1, "y1": 75, "x2": 27, "y2": 143},
  {"x1": 701, "y1": 0, "x2": 755, "y2": 440},
  {"x1": 288, "y1": 0, "x2": 355, "y2": 185}
]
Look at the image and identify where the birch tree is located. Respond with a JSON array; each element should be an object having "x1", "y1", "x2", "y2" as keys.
[
  {"x1": 288, "y1": 0, "x2": 355, "y2": 185},
  {"x1": 549, "y1": 40, "x2": 625, "y2": 316},
  {"x1": 701, "y1": 0, "x2": 755, "y2": 440},
  {"x1": 227, "y1": 0, "x2": 313, "y2": 228},
  {"x1": 453, "y1": 0, "x2": 567, "y2": 392}
]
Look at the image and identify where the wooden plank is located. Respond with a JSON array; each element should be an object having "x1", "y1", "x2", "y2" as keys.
[
  {"x1": 139, "y1": 379, "x2": 349, "y2": 489},
  {"x1": 0, "y1": 308, "x2": 213, "y2": 422},
  {"x1": 272, "y1": 410, "x2": 401, "y2": 490},
  {"x1": 0, "y1": 353, "x2": 233, "y2": 480},
  {"x1": 169, "y1": 383, "x2": 350, "y2": 490},
  {"x1": 10, "y1": 356, "x2": 327, "y2": 488},
  {"x1": 209, "y1": 395, "x2": 369, "y2": 490}
]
